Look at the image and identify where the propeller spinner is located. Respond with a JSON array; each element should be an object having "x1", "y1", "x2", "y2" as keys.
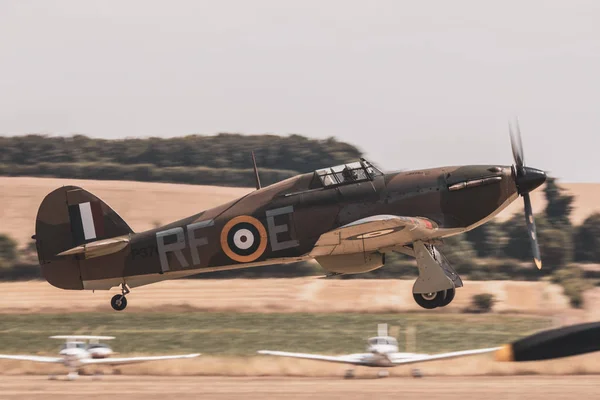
[{"x1": 509, "y1": 120, "x2": 546, "y2": 269}]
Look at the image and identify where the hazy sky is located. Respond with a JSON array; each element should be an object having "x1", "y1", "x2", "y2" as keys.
[{"x1": 1, "y1": 1, "x2": 599, "y2": 181}]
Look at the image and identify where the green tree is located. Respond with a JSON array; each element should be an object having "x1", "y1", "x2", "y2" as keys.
[
  {"x1": 574, "y1": 213, "x2": 600, "y2": 262},
  {"x1": 502, "y1": 215, "x2": 571, "y2": 272},
  {"x1": 0, "y1": 234, "x2": 18, "y2": 265},
  {"x1": 544, "y1": 177, "x2": 574, "y2": 229},
  {"x1": 465, "y1": 221, "x2": 506, "y2": 258}
]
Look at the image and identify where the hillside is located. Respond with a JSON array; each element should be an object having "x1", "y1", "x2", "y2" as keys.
[{"x1": 0, "y1": 134, "x2": 362, "y2": 187}]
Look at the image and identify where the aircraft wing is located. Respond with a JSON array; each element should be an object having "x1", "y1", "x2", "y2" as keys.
[
  {"x1": 257, "y1": 350, "x2": 370, "y2": 365},
  {"x1": 79, "y1": 353, "x2": 200, "y2": 366},
  {"x1": 389, "y1": 347, "x2": 501, "y2": 365},
  {"x1": 310, "y1": 215, "x2": 438, "y2": 257},
  {"x1": 0, "y1": 354, "x2": 63, "y2": 363}
]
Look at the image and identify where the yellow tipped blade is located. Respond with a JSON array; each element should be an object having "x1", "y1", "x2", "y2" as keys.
[
  {"x1": 534, "y1": 258, "x2": 542, "y2": 270},
  {"x1": 494, "y1": 344, "x2": 514, "y2": 362}
]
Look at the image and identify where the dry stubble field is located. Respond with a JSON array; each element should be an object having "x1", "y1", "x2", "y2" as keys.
[{"x1": 0, "y1": 279, "x2": 576, "y2": 315}]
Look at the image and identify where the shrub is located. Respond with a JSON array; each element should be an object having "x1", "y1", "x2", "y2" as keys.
[
  {"x1": 551, "y1": 266, "x2": 589, "y2": 308},
  {"x1": 469, "y1": 293, "x2": 496, "y2": 313}
]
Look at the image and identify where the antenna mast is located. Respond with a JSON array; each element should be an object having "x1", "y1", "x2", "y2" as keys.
[{"x1": 251, "y1": 151, "x2": 261, "y2": 190}]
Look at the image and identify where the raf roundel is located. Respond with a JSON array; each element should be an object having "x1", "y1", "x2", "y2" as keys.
[{"x1": 220, "y1": 215, "x2": 268, "y2": 263}]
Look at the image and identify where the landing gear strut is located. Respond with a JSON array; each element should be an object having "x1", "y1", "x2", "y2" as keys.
[
  {"x1": 412, "y1": 241, "x2": 462, "y2": 310},
  {"x1": 111, "y1": 284, "x2": 129, "y2": 311}
]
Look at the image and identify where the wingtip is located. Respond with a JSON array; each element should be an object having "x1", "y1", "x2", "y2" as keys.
[{"x1": 534, "y1": 258, "x2": 542, "y2": 270}]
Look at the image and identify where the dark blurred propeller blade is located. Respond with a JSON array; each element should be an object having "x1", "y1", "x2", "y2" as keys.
[
  {"x1": 509, "y1": 119, "x2": 543, "y2": 269},
  {"x1": 496, "y1": 321, "x2": 600, "y2": 362},
  {"x1": 523, "y1": 193, "x2": 542, "y2": 269}
]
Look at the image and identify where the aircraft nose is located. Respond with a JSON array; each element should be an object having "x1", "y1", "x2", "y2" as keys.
[{"x1": 515, "y1": 167, "x2": 546, "y2": 195}]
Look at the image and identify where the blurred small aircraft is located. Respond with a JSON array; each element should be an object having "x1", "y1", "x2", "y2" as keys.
[
  {"x1": 0, "y1": 335, "x2": 199, "y2": 380},
  {"x1": 258, "y1": 321, "x2": 600, "y2": 378},
  {"x1": 33, "y1": 122, "x2": 545, "y2": 310},
  {"x1": 258, "y1": 324, "x2": 499, "y2": 378}
]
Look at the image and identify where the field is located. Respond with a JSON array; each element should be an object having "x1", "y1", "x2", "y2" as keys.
[
  {"x1": 0, "y1": 376, "x2": 598, "y2": 400},
  {"x1": 0, "y1": 312, "x2": 551, "y2": 355},
  {"x1": 1, "y1": 176, "x2": 599, "y2": 247},
  {"x1": 2, "y1": 311, "x2": 600, "y2": 379},
  {"x1": 0, "y1": 279, "x2": 575, "y2": 315}
]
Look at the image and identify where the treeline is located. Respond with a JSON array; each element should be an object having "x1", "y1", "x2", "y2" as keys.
[{"x1": 0, "y1": 134, "x2": 362, "y2": 187}]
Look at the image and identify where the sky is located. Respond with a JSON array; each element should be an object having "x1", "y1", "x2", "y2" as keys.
[{"x1": 1, "y1": 0, "x2": 599, "y2": 182}]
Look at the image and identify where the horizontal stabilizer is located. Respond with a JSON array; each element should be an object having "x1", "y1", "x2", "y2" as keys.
[
  {"x1": 50, "y1": 335, "x2": 115, "y2": 341},
  {"x1": 57, "y1": 236, "x2": 130, "y2": 259}
]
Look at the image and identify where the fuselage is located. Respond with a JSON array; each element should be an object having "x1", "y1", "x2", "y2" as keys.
[
  {"x1": 59, "y1": 343, "x2": 113, "y2": 367},
  {"x1": 42, "y1": 163, "x2": 524, "y2": 290}
]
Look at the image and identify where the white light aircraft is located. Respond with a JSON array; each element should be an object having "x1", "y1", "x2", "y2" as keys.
[
  {"x1": 0, "y1": 335, "x2": 200, "y2": 380},
  {"x1": 258, "y1": 324, "x2": 499, "y2": 378}
]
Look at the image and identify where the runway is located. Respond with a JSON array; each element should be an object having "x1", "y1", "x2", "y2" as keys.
[{"x1": 0, "y1": 375, "x2": 596, "y2": 400}]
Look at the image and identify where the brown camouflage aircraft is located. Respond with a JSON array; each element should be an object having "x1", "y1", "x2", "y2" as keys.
[{"x1": 34, "y1": 123, "x2": 546, "y2": 311}]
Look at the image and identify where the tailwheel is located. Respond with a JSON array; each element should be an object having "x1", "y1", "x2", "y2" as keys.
[
  {"x1": 413, "y1": 291, "x2": 445, "y2": 309},
  {"x1": 111, "y1": 295, "x2": 127, "y2": 311},
  {"x1": 438, "y1": 288, "x2": 455, "y2": 307},
  {"x1": 111, "y1": 284, "x2": 130, "y2": 311}
]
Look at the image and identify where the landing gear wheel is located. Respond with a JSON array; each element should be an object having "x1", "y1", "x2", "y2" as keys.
[
  {"x1": 344, "y1": 369, "x2": 355, "y2": 379},
  {"x1": 111, "y1": 294, "x2": 127, "y2": 311},
  {"x1": 437, "y1": 288, "x2": 456, "y2": 307},
  {"x1": 413, "y1": 291, "x2": 444, "y2": 309}
]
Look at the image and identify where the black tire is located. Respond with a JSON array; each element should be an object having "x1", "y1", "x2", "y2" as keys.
[
  {"x1": 438, "y1": 288, "x2": 456, "y2": 307},
  {"x1": 413, "y1": 291, "x2": 443, "y2": 309},
  {"x1": 111, "y1": 294, "x2": 127, "y2": 311}
]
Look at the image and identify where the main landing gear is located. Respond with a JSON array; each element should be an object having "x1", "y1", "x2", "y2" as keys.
[
  {"x1": 411, "y1": 241, "x2": 462, "y2": 310},
  {"x1": 413, "y1": 288, "x2": 455, "y2": 309},
  {"x1": 111, "y1": 284, "x2": 130, "y2": 311}
]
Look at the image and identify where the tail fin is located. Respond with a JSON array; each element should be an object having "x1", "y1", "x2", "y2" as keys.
[{"x1": 35, "y1": 186, "x2": 133, "y2": 289}]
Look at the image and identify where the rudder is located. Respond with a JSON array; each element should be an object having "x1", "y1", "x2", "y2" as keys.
[{"x1": 35, "y1": 186, "x2": 134, "y2": 289}]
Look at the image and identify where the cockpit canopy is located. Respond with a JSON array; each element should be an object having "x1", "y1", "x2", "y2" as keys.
[
  {"x1": 60, "y1": 341, "x2": 87, "y2": 350},
  {"x1": 367, "y1": 336, "x2": 398, "y2": 346},
  {"x1": 60, "y1": 342, "x2": 111, "y2": 350},
  {"x1": 314, "y1": 159, "x2": 382, "y2": 188}
]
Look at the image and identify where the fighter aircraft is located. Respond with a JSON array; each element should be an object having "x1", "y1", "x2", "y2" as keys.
[
  {"x1": 0, "y1": 335, "x2": 200, "y2": 380},
  {"x1": 258, "y1": 321, "x2": 600, "y2": 378},
  {"x1": 258, "y1": 324, "x2": 500, "y2": 378},
  {"x1": 33, "y1": 122, "x2": 546, "y2": 310}
]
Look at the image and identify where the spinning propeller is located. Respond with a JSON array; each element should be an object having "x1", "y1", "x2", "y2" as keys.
[
  {"x1": 496, "y1": 321, "x2": 600, "y2": 362},
  {"x1": 509, "y1": 120, "x2": 546, "y2": 269}
]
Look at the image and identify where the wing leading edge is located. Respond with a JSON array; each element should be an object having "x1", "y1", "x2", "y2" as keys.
[
  {"x1": 257, "y1": 350, "x2": 370, "y2": 365},
  {"x1": 80, "y1": 353, "x2": 200, "y2": 366},
  {"x1": 0, "y1": 354, "x2": 63, "y2": 363},
  {"x1": 310, "y1": 215, "x2": 438, "y2": 257}
]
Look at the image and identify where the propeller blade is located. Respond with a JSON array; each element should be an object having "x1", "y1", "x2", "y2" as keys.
[
  {"x1": 496, "y1": 321, "x2": 600, "y2": 362},
  {"x1": 509, "y1": 120, "x2": 525, "y2": 171},
  {"x1": 523, "y1": 193, "x2": 542, "y2": 269}
]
